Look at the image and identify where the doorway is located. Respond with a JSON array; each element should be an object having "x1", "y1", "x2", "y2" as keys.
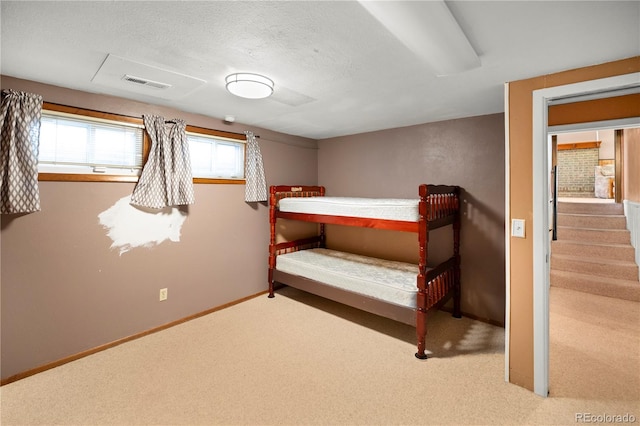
[
  {"x1": 531, "y1": 72, "x2": 640, "y2": 397},
  {"x1": 553, "y1": 129, "x2": 617, "y2": 201}
]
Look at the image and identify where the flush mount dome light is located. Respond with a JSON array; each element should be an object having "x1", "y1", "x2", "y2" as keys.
[{"x1": 225, "y1": 73, "x2": 274, "y2": 99}]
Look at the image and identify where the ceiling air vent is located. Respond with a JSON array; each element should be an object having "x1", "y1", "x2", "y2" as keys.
[
  {"x1": 93, "y1": 55, "x2": 205, "y2": 100},
  {"x1": 122, "y1": 74, "x2": 172, "y2": 90}
]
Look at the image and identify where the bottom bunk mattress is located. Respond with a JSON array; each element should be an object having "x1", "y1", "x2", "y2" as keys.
[{"x1": 275, "y1": 248, "x2": 422, "y2": 309}]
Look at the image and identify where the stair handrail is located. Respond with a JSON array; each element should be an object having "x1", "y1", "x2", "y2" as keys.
[{"x1": 552, "y1": 165, "x2": 558, "y2": 241}]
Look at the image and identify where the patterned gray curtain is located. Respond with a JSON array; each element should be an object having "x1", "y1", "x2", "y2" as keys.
[
  {"x1": 244, "y1": 131, "x2": 267, "y2": 202},
  {"x1": 131, "y1": 115, "x2": 194, "y2": 209},
  {"x1": 0, "y1": 89, "x2": 43, "y2": 214}
]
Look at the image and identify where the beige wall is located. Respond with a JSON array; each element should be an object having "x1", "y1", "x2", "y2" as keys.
[
  {"x1": 556, "y1": 129, "x2": 615, "y2": 159},
  {"x1": 624, "y1": 128, "x2": 640, "y2": 202},
  {"x1": 317, "y1": 114, "x2": 506, "y2": 325},
  {"x1": 507, "y1": 56, "x2": 640, "y2": 391},
  {"x1": 549, "y1": 93, "x2": 640, "y2": 126},
  {"x1": 0, "y1": 76, "x2": 318, "y2": 382},
  {"x1": 4, "y1": 56, "x2": 637, "y2": 388}
]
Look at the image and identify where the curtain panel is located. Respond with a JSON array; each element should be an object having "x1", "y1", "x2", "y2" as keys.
[
  {"x1": 0, "y1": 89, "x2": 43, "y2": 214},
  {"x1": 244, "y1": 131, "x2": 267, "y2": 202},
  {"x1": 131, "y1": 115, "x2": 195, "y2": 209}
]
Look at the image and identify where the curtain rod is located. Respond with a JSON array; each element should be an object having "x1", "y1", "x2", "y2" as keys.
[{"x1": 42, "y1": 102, "x2": 259, "y2": 138}]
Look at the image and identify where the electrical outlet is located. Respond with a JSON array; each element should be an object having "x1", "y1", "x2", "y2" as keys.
[{"x1": 159, "y1": 288, "x2": 168, "y2": 301}]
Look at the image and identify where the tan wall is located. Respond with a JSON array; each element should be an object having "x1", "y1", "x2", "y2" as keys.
[
  {"x1": 507, "y1": 56, "x2": 640, "y2": 390},
  {"x1": 548, "y1": 93, "x2": 640, "y2": 126},
  {"x1": 318, "y1": 114, "x2": 506, "y2": 325},
  {"x1": 624, "y1": 128, "x2": 640, "y2": 202},
  {"x1": 0, "y1": 76, "x2": 318, "y2": 382}
]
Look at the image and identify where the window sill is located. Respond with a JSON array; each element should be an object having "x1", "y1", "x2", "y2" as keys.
[
  {"x1": 38, "y1": 173, "x2": 138, "y2": 183},
  {"x1": 194, "y1": 178, "x2": 245, "y2": 184},
  {"x1": 38, "y1": 173, "x2": 246, "y2": 185}
]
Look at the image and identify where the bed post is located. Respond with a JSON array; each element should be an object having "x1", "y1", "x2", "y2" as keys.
[
  {"x1": 268, "y1": 186, "x2": 277, "y2": 298},
  {"x1": 319, "y1": 186, "x2": 326, "y2": 248},
  {"x1": 415, "y1": 184, "x2": 429, "y2": 359},
  {"x1": 452, "y1": 186, "x2": 462, "y2": 318}
]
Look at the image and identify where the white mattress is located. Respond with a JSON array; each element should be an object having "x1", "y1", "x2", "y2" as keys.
[
  {"x1": 278, "y1": 197, "x2": 419, "y2": 222},
  {"x1": 276, "y1": 248, "x2": 419, "y2": 309}
]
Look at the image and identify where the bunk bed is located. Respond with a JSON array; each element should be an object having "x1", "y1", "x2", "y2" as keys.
[{"x1": 268, "y1": 184, "x2": 461, "y2": 359}]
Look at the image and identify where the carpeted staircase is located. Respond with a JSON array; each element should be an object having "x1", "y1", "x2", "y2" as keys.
[{"x1": 551, "y1": 201, "x2": 640, "y2": 301}]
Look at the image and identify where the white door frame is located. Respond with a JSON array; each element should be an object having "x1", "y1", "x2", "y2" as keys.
[{"x1": 530, "y1": 72, "x2": 640, "y2": 397}]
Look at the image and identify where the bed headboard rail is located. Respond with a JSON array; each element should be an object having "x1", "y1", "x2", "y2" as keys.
[{"x1": 270, "y1": 185, "x2": 325, "y2": 206}]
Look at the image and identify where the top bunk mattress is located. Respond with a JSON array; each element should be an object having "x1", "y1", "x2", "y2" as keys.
[{"x1": 278, "y1": 197, "x2": 420, "y2": 222}]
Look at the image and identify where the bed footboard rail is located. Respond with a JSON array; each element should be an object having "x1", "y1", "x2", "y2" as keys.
[
  {"x1": 425, "y1": 257, "x2": 457, "y2": 309},
  {"x1": 421, "y1": 184, "x2": 460, "y2": 229},
  {"x1": 415, "y1": 257, "x2": 459, "y2": 359},
  {"x1": 420, "y1": 183, "x2": 462, "y2": 306},
  {"x1": 416, "y1": 183, "x2": 461, "y2": 360}
]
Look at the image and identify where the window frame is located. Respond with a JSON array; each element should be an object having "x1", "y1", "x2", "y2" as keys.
[
  {"x1": 185, "y1": 125, "x2": 246, "y2": 185},
  {"x1": 38, "y1": 103, "x2": 148, "y2": 183},
  {"x1": 38, "y1": 103, "x2": 246, "y2": 184}
]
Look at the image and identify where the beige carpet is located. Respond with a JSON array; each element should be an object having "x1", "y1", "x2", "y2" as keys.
[{"x1": 1, "y1": 286, "x2": 638, "y2": 425}]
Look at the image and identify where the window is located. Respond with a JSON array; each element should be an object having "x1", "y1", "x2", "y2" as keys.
[
  {"x1": 187, "y1": 132, "x2": 245, "y2": 180},
  {"x1": 185, "y1": 126, "x2": 246, "y2": 183},
  {"x1": 38, "y1": 103, "x2": 246, "y2": 184},
  {"x1": 38, "y1": 104, "x2": 145, "y2": 182},
  {"x1": 39, "y1": 112, "x2": 144, "y2": 175}
]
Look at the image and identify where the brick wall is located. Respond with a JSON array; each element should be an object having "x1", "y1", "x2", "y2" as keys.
[{"x1": 557, "y1": 148, "x2": 599, "y2": 197}]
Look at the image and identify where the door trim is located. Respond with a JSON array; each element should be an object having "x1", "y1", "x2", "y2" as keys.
[{"x1": 531, "y1": 72, "x2": 640, "y2": 397}]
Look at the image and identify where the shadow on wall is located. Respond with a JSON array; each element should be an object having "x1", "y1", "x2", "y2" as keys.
[
  {"x1": 463, "y1": 191, "x2": 504, "y2": 253},
  {"x1": 1, "y1": 212, "x2": 32, "y2": 231},
  {"x1": 244, "y1": 200, "x2": 268, "y2": 211},
  {"x1": 460, "y1": 190, "x2": 506, "y2": 324}
]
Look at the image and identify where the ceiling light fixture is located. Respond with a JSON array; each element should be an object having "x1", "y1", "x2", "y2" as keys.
[
  {"x1": 357, "y1": 0, "x2": 480, "y2": 76},
  {"x1": 225, "y1": 73, "x2": 274, "y2": 99}
]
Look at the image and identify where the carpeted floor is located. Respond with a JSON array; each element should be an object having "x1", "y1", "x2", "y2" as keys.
[{"x1": 1, "y1": 286, "x2": 638, "y2": 425}]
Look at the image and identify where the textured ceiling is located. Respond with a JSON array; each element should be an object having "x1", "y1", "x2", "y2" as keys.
[{"x1": 1, "y1": 1, "x2": 638, "y2": 140}]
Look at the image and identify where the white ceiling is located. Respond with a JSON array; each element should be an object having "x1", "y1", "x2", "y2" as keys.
[{"x1": 1, "y1": 1, "x2": 638, "y2": 140}]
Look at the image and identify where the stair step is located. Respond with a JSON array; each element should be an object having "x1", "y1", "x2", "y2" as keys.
[
  {"x1": 556, "y1": 226, "x2": 631, "y2": 244},
  {"x1": 551, "y1": 254, "x2": 639, "y2": 281},
  {"x1": 551, "y1": 240, "x2": 636, "y2": 261},
  {"x1": 550, "y1": 269, "x2": 640, "y2": 302},
  {"x1": 557, "y1": 213, "x2": 627, "y2": 229},
  {"x1": 557, "y1": 202, "x2": 623, "y2": 215}
]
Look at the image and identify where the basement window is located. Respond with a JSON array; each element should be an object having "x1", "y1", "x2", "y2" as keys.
[
  {"x1": 185, "y1": 126, "x2": 246, "y2": 184},
  {"x1": 37, "y1": 104, "x2": 246, "y2": 184},
  {"x1": 187, "y1": 132, "x2": 245, "y2": 181},
  {"x1": 38, "y1": 104, "x2": 145, "y2": 182}
]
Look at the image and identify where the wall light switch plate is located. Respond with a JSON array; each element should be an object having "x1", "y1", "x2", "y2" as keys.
[{"x1": 511, "y1": 219, "x2": 525, "y2": 238}]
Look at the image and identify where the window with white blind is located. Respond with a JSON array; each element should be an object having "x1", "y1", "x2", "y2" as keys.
[
  {"x1": 38, "y1": 110, "x2": 144, "y2": 176},
  {"x1": 187, "y1": 132, "x2": 245, "y2": 180},
  {"x1": 38, "y1": 104, "x2": 245, "y2": 184}
]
